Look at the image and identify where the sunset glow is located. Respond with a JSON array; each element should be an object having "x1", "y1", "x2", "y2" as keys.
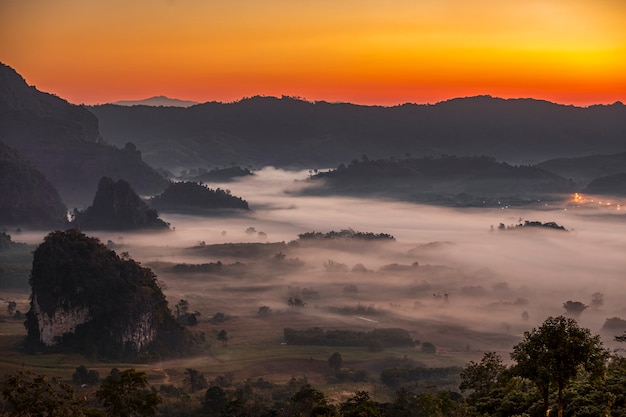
[{"x1": 1, "y1": 0, "x2": 625, "y2": 105}]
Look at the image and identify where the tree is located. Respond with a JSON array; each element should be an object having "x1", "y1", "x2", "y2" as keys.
[
  {"x1": 283, "y1": 384, "x2": 335, "y2": 417},
  {"x1": 1, "y1": 370, "x2": 87, "y2": 416},
  {"x1": 72, "y1": 365, "x2": 100, "y2": 386},
  {"x1": 340, "y1": 390, "x2": 382, "y2": 417},
  {"x1": 184, "y1": 368, "x2": 208, "y2": 393},
  {"x1": 202, "y1": 386, "x2": 229, "y2": 417},
  {"x1": 562, "y1": 300, "x2": 587, "y2": 317},
  {"x1": 510, "y1": 316, "x2": 608, "y2": 417},
  {"x1": 257, "y1": 306, "x2": 271, "y2": 317},
  {"x1": 460, "y1": 352, "x2": 506, "y2": 397},
  {"x1": 95, "y1": 368, "x2": 161, "y2": 417},
  {"x1": 174, "y1": 299, "x2": 189, "y2": 318},
  {"x1": 217, "y1": 330, "x2": 229, "y2": 347},
  {"x1": 7, "y1": 301, "x2": 16, "y2": 316},
  {"x1": 459, "y1": 352, "x2": 508, "y2": 415},
  {"x1": 328, "y1": 352, "x2": 343, "y2": 374},
  {"x1": 421, "y1": 341, "x2": 436, "y2": 354}
]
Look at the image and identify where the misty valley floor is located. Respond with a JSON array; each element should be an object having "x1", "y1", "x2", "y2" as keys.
[{"x1": 2, "y1": 168, "x2": 625, "y2": 395}]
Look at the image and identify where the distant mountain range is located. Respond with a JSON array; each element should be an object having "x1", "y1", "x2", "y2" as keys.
[
  {"x1": 111, "y1": 96, "x2": 199, "y2": 108},
  {"x1": 90, "y1": 95, "x2": 626, "y2": 172},
  {"x1": 0, "y1": 62, "x2": 168, "y2": 208}
]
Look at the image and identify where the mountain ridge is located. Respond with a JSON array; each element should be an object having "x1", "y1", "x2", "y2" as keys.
[{"x1": 90, "y1": 95, "x2": 626, "y2": 171}]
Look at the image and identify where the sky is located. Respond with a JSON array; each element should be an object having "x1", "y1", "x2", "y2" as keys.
[{"x1": 1, "y1": 0, "x2": 625, "y2": 106}]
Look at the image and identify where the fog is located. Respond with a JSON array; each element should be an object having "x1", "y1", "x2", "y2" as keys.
[{"x1": 15, "y1": 167, "x2": 626, "y2": 356}]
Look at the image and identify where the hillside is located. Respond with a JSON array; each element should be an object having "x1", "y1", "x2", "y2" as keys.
[
  {"x1": 0, "y1": 140, "x2": 67, "y2": 228},
  {"x1": 584, "y1": 173, "x2": 626, "y2": 196},
  {"x1": 150, "y1": 181, "x2": 250, "y2": 213},
  {"x1": 306, "y1": 155, "x2": 575, "y2": 206},
  {"x1": 90, "y1": 95, "x2": 626, "y2": 171},
  {"x1": 536, "y1": 152, "x2": 626, "y2": 187},
  {"x1": 0, "y1": 62, "x2": 168, "y2": 207}
]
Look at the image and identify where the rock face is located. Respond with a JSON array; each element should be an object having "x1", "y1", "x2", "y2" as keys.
[
  {"x1": 0, "y1": 62, "x2": 168, "y2": 207},
  {"x1": 25, "y1": 229, "x2": 183, "y2": 359},
  {"x1": 72, "y1": 177, "x2": 169, "y2": 230}
]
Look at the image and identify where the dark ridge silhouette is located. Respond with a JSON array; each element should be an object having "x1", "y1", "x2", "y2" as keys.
[
  {"x1": 584, "y1": 173, "x2": 626, "y2": 196},
  {"x1": 25, "y1": 229, "x2": 189, "y2": 360},
  {"x1": 536, "y1": 151, "x2": 626, "y2": 186},
  {"x1": 0, "y1": 139, "x2": 67, "y2": 228},
  {"x1": 306, "y1": 155, "x2": 574, "y2": 206},
  {"x1": 149, "y1": 181, "x2": 249, "y2": 213},
  {"x1": 0, "y1": 62, "x2": 168, "y2": 207},
  {"x1": 90, "y1": 95, "x2": 626, "y2": 170},
  {"x1": 71, "y1": 177, "x2": 169, "y2": 230}
]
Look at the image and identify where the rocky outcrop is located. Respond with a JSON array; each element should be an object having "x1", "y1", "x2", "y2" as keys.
[
  {"x1": 30, "y1": 298, "x2": 91, "y2": 346},
  {"x1": 72, "y1": 177, "x2": 169, "y2": 230},
  {"x1": 0, "y1": 140, "x2": 67, "y2": 228},
  {"x1": 25, "y1": 229, "x2": 184, "y2": 359}
]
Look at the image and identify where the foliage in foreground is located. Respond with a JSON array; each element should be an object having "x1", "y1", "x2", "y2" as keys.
[{"x1": 2, "y1": 316, "x2": 625, "y2": 417}]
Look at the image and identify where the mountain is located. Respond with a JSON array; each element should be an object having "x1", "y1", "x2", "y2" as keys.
[
  {"x1": 0, "y1": 139, "x2": 67, "y2": 228},
  {"x1": 25, "y1": 229, "x2": 188, "y2": 360},
  {"x1": 112, "y1": 95, "x2": 199, "y2": 108},
  {"x1": 71, "y1": 177, "x2": 170, "y2": 230},
  {"x1": 90, "y1": 95, "x2": 626, "y2": 171},
  {"x1": 0, "y1": 62, "x2": 168, "y2": 207}
]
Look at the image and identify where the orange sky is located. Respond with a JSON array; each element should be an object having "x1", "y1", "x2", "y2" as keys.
[{"x1": 1, "y1": 0, "x2": 625, "y2": 106}]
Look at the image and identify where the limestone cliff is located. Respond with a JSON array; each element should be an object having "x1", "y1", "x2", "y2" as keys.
[{"x1": 25, "y1": 229, "x2": 185, "y2": 359}]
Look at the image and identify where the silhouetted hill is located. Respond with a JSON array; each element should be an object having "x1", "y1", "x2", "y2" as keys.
[
  {"x1": 536, "y1": 152, "x2": 626, "y2": 186},
  {"x1": 306, "y1": 155, "x2": 574, "y2": 206},
  {"x1": 112, "y1": 95, "x2": 199, "y2": 107},
  {"x1": 150, "y1": 181, "x2": 250, "y2": 213},
  {"x1": 584, "y1": 173, "x2": 626, "y2": 196},
  {"x1": 25, "y1": 229, "x2": 189, "y2": 360},
  {"x1": 0, "y1": 62, "x2": 168, "y2": 207},
  {"x1": 0, "y1": 139, "x2": 67, "y2": 228},
  {"x1": 90, "y1": 95, "x2": 626, "y2": 171},
  {"x1": 71, "y1": 177, "x2": 169, "y2": 230}
]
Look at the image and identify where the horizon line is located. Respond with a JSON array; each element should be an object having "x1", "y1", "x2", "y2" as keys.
[{"x1": 79, "y1": 94, "x2": 625, "y2": 109}]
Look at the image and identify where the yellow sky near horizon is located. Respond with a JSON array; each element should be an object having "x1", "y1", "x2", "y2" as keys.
[{"x1": 1, "y1": 0, "x2": 625, "y2": 105}]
